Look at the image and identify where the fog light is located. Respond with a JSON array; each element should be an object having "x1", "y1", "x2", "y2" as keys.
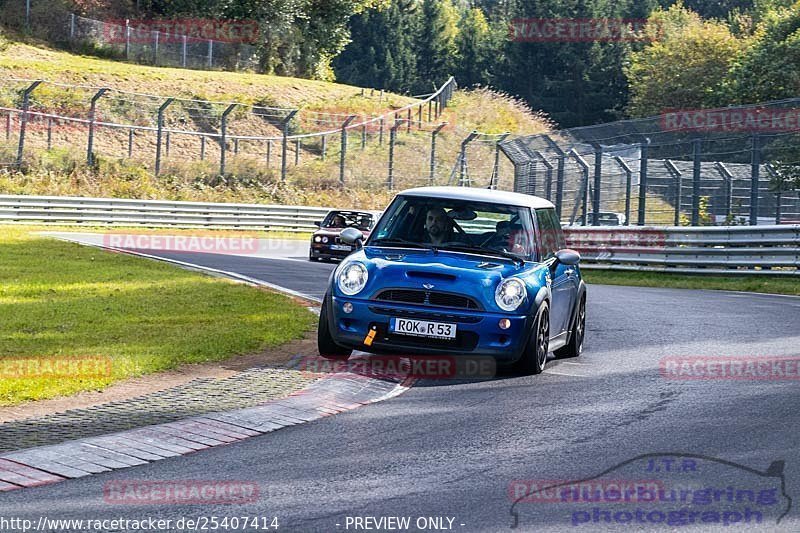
[
  {"x1": 342, "y1": 302, "x2": 353, "y2": 314},
  {"x1": 498, "y1": 318, "x2": 511, "y2": 330}
]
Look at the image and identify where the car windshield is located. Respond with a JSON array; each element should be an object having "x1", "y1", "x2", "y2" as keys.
[
  {"x1": 322, "y1": 211, "x2": 374, "y2": 230},
  {"x1": 367, "y1": 195, "x2": 537, "y2": 261}
]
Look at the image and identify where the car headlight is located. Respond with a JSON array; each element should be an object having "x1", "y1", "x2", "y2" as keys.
[
  {"x1": 322, "y1": 236, "x2": 329, "y2": 244},
  {"x1": 337, "y1": 262, "x2": 368, "y2": 295},
  {"x1": 314, "y1": 236, "x2": 322, "y2": 243},
  {"x1": 495, "y1": 278, "x2": 526, "y2": 311}
]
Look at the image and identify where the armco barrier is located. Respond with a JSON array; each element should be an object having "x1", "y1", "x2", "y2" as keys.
[
  {"x1": 564, "y1": 225, "x2": 799, "y2": 276},
  {"x1": 1, "y1": 194, "x2": 797, "y2": 275}
]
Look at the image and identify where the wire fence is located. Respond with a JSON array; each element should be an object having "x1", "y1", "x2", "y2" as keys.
[
  {"x1": 0, "y1": 77, "x2": 504, "y2": 192},
  {"x1": 500, "y1": 101, "x2": 800, "y2": 226},
  {"x1": 1, "y1": 1, "x2": 262, "y2": 72}
]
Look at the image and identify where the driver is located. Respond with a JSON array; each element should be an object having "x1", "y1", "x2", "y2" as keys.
[
  {"x1": 329, "y1": 214, "x2": 346, "y2": 228},
  {"x1": 424, "y1": 207, "x2": 453, "y2": 246}
]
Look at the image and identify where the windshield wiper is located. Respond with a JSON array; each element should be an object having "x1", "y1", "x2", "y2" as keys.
[
  {"x1": 439, "y1": 244, "x2": 525, "y2": 266},
  {"x1": 369, "y1": 238, "x2": 436, "y2": 251}
]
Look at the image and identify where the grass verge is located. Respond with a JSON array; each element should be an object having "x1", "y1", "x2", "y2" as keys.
[
  {"x1": 0, "y1": 226, "x2": 317, "y2": 405},
  {"x1": 583, "y1": 269, "x2": 799, "y2": 296}
]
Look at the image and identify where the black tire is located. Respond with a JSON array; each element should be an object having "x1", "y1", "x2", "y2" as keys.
[
  {"x1": 309, "y1": 256, "x2": 319, "y2": 262},
  {"x1": 317, "y1": 295, "x2": 352, "y2": 359},
  {"x1": 555, "y1": 294, "x2": 586, "y2": 359},
  {"x1": 514, "y1": 303, "x2": 549, "y2": 375}
]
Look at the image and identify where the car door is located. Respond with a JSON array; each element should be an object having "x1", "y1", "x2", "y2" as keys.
[{"x1": 536, "y1": 208, "x2": 576, "y2": 336}]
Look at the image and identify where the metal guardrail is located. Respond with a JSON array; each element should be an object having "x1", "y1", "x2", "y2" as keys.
[
  {"x1": 564, "y1": 226, "x2": 799, "y2": 276},
  {"x1": 1, "y1": 195, "x2": 797, "y2": 275},
  {"x1": 0, "y1": 194, "x2": 330, "y2": 232}
]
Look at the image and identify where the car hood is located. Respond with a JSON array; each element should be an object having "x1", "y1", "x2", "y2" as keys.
[{"x1": 339, "y1": 246, "x2": 545, "y2": 312}]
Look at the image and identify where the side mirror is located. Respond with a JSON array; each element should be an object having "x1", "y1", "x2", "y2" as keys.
[
  {"x1": 340, "y1": 227, "x2": 364, "y2": 247},
  {"x1": 314, "y1": 221, "x2": 321, "y2": 228},
  {"x1": 554, "y1": 248, "x2": 581, "y2": 266}
]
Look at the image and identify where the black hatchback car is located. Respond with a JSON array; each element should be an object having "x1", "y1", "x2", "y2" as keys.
[{"x1": 309, "y1": 210, "x2": 376, "y2": 262}]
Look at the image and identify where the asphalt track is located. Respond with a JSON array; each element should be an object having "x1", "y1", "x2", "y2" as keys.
[{"x1": 2, "y1": 236, "x2": 800, "y2": 532}]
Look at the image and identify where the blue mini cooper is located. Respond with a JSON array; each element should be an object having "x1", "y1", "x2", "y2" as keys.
[{"x1": 317, "y1": 187, "x2": 586, "y2": 374}]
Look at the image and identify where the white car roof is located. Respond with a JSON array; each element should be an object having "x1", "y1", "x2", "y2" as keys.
[{"x1": 398, "y1": 186, "x2": 555, "y2": 210}]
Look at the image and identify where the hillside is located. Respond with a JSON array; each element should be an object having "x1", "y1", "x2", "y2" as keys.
[{"x1": 0, "y1": 36, "x2": 552, "y2": 209}]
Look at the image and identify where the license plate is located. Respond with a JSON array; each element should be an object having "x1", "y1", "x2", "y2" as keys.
[
  {"x1": 390, "y1": 318, "x2": 457, "y2": 339},
  {"x1": 330, "y1": 244, "x2": 351, "y2": 251}
]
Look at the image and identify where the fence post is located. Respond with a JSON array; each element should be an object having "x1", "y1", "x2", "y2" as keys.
[
  {"x1": 219, "y1": 103, "x2": 237, "y2": 177},
  {"x1": 280, "y1": 110, "x2": 298, "y2": 181},
  {"x1": 613, "y1": 156, "x2": 633, "y2": 226},
  {"x1": 638, "y1": 139, "x2": 650, "y2": 225},
  {"x1": 542, "y1": 135, "x2": 566, "y2": 219},
  {"x1": 361, "y1": 123, "x2": 366, "y2": 150},
  {"x1": 25, "y1": 0, "x2": 31, "y2": 31},
  {"x1": 388, "y1": 119, "x2": 405, "y2": 191},
  {"x1": 592, "y1": 144, "x2": 602, "y2": 225},
  {"x1": 166, "y1": 131, "x2": 171, "y2": 157},
  {"x1": 535, "y1": 151, "x2": 554, "y2": 201},
  {"x1": 750, "y1": 134, "x2": 761, "y2": 225},
  {"x1": 321, "y1": 135, "x2": 326, "y2": 160},
  {"x1": 664, "y1": 160, "x2": 682, "y2": 226},
  {"x1": 568, "y1": 150, "x2": 590, "y2": 226},
  {"x1": 125, "y1": 20, "x2": 130, "y2": 59},
  {"x1": 5, "y1": 112, "x2": 10, "y2": 141},
  {"x1": 265, "y1": 139, "x2": 271, "y2": 166},
  {"x1": 428, "y1": 101, "x2": 432, "y2": 122},
  {"x1": 233, "y1": 138, "x2": 239, "y2": 155},
  {"x1": 517, "y1": 143, "x2": 539, "y2": 195},
  {"x1": 152, "y1": 31, "x2": 159, "y2": 64},
  {"x1": 128, "y1": 128, "x2": 134, "y2": 158},
  {"x1": 715, "y1": 162, "x2": 733, "y2": 221},
  {"x1": 490, "y1": 134, "x2": 510, "y2": 190},
  {"x1": 46, "y1": 117, "x2": 52, "y2": 150},
  {"x1": 459, "y1": 131, "x2": 479, "y2": 186},
  {"x1": 207, "y1": 40, "x2": 213, "y2": 68},
  {"x1": 295, "y1": 139, "x2": 300, "y2": 165},
  {"x1": 407, "y1": 108, "x2": 412, "y2": 133},
  {"x1": 86, "y1": 88, "x2": 108, "y2": 166},
  {"x1": 429, "y1": 123, "x2": 447, "y2": 185},
  {"x1": 691, "y1": 138, "x2": 702, "y2": 226},
  {"x1": 16, "y1": 80, "x2": 42, "y2": 167},
  {"x1": 379, "y1": 117, "x2": 384, "y2": 145},
  {"x1": 339, "y1": 115, "x2": 356, "y2": 185},
  {"x1": 417, "y1": 106, "x2": 422, "y2": 129},
  {"x1": 182, "y1": 35, "x2": 188, "y2": 68},
  {"x1": 765, "y1": 164, "x2": 782, "y2": 225},
  {"x1": 154, "y1": 98, "x2": 174, "y2": 175}
]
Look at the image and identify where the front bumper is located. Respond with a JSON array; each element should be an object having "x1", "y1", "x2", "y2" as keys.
[
  {"x1": 329, "y1": 295, "x2": 533, "y2": 362},
  {"x1": 310, "y1": 243, "x2": 353, "y2": 260}
]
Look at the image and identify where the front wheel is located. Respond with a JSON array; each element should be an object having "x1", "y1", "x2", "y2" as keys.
[
  {"x1": 514, "y1": 303, "x2": 549, "y2": 375},
  {"x1": 555, "y1": 295, "x2": 585, "y2": 359},
  {"x1": 317, "y1": 295, "x2": 352, "y2": 359}
]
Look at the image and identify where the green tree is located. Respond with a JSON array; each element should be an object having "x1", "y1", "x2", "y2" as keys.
[
  {"x1": 333, "y1": 0, "x2": 419, "y2": 92},
  {"x1": 624, "y1": 4, "x2": 745, "y2": 117},
  {"x1": 730, "y1": 2, "x2": 800, "y2": 103},
  {"x1": 455, "y1": 7, "x2": 495, "y2": 87},
  {"x1": 414, "y1": 0, "x2": 459, "y2": 92}
]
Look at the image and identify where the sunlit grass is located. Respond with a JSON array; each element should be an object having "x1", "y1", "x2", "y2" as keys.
[{"x1": 0, "y1": 226, "x2": 316, "y2": 405}]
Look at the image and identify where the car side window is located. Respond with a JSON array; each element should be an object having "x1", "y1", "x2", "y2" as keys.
[{"x1": 535, "y1": 208, "x2": 564, "y2": 260}]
